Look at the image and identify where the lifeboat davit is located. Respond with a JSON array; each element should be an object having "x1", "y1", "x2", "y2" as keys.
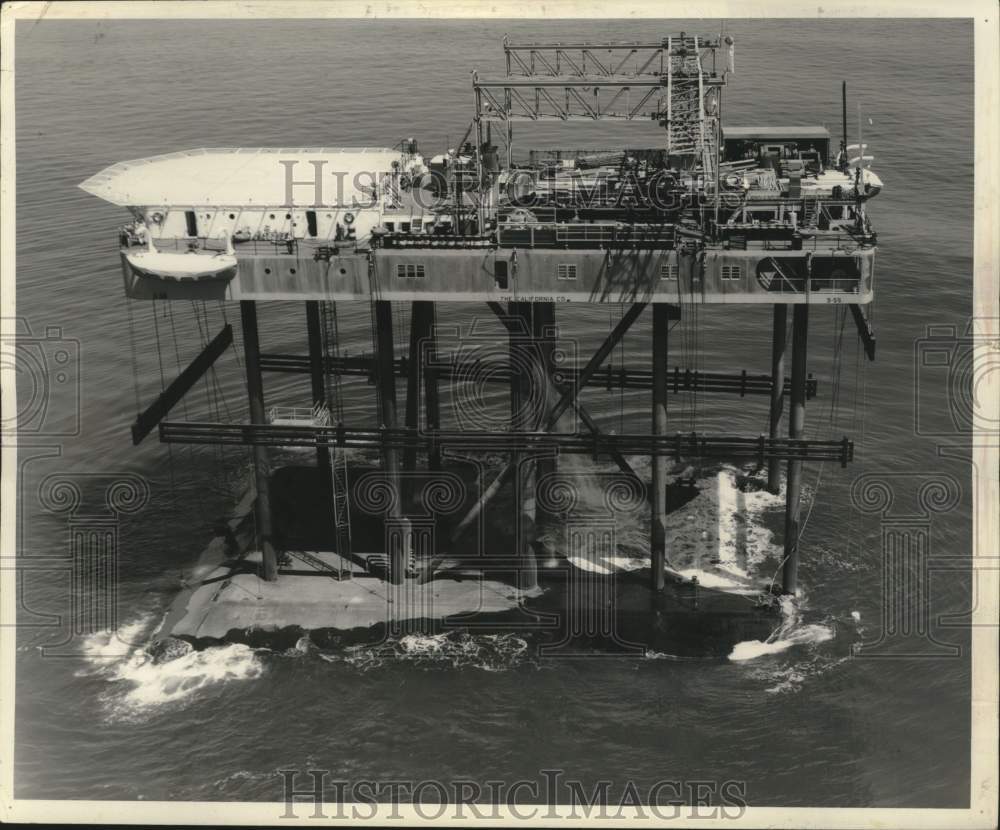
[{"x1": 125, "y1": 236, "x2": 238, "y2": 282}]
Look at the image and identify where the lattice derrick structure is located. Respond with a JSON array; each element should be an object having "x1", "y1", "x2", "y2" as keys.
[{"x1": 474, "y1": 34, "x2": 727, "y2": 183}]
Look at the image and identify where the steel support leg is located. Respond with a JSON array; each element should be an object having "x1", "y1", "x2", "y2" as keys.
[
  {"x1": 305, "y1": 301, "x2": 331, "y2": 471},
  {"x1": 651, "y1": 304, "x2": 669, "y2": 592},
  {"x1": 533, "y1": 302, "x2": 558, "y2": 536},
  {"x1": 404, "y1": 301, "x2": 434, "y2": 472},
  {"x1": 783, "y1": 305, "x2": 809, "y2": 595},
  {"x1": 375, "y1": 300, "x2": 406, "y2": 583},
  {"x1": 423, "y1": 303, "x2": 441, "y2": 471},
  {"x1": 767, "y1": 304, "x2": 788, "y2": 494},
  {"x1": 509, "y1": 302, "x2": 538, "y2": 593},
  {"x1": 240, "y1": 301, "x2": 278, "y2": 582}
]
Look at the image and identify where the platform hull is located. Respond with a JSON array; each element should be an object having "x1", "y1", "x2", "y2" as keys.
[
  {"x1": 121, "y1": 243, "x2": 875, "y2": 304},
  {"x1": 164, "y1": 550, "x2": 780, "y2": 660},
  {"x1": 159, "y1": 473, "x2": 782, "y2": 660}
]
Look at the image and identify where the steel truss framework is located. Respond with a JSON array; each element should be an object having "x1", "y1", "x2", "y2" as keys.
[
  {"x1": 501, "y1": 35, "x2": 723, "y2": 79},
  {"x1": 475, "y1": 35, "x2": 727, "y2": 163}
]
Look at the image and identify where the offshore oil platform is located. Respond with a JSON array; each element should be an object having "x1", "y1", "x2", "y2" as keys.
[{"x1": 80, "y1": 33, "x2": 880, "y2": 656}]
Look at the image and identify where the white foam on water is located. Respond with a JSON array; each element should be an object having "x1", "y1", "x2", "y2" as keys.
[
  {"x1": 320, "y1": 632, "x2": 529, "y2": 672},
  {"x1": 109, "y1": 643, "x2": 263, "y2": 712},
  {"x1": 80, "y1": 615, "x2": 159, "y2": 664},
  {"x1": 728, "y1": 595, "x2": 834, "y2": 663},
  {"x1": 760, "y1": 652, "x2": 852, "y2": 694},
  {"x1": 79, "y1": 615, "x2": 264, "y2": 718},
  {"x1": 401, "y1": 632, "x2": 529, "y2": 669},
  {"x1": 76, "y1": 614, "x2": 163, "y2": 677},
  {"x1": 763, "y1": 667, "x2": 808, "y2": 694},
  {"x1": 399, "y1": 632, "x2": 451, "y2": 655},
  {"x1": 728, "y1": 624, "x2": 834, "y2": 662}
]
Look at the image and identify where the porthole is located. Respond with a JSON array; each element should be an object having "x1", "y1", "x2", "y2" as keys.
[
  {"x1": 339, "y1": 268, "x2": 347, "y2": 275},
  {"x1": 264, "y1": 268, "x2": 271, "y2": 274},
  {"x1": 269, "y1": 213, "x2": 276, "y2": 219},
  {"x1": 228, "y1": 213, "x2": 235, "y2": 220},
  {"x1": 285, "y1": 213, "x2": 291, "y2": 219},
  {"x1": 290, "y1": 268, "x2": 296, "y2": 275}
]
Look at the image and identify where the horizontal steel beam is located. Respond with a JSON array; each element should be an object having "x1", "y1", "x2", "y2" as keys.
[
  {"x1": 259, "y1": 353, "x2": 818, "y2": 399},
  {"x1": 477, "y1": 77, "x2": 725, "y2": 87},
  {"x1": 480, "y1": 115, "x2": 653, "y2": 123},
  {"x1": 159, "y1": 422, "x2": 853, "y2": 465},
  {"x1": 479, "y1": 77, "x2": 666, "y2": 87},
  {"x1": 504, "y1": 38, "x2": 722, "y2": 49}
]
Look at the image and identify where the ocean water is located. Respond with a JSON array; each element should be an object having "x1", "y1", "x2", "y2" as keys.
[{"x1": 13, "y1": 19, "x2": 974, "y2": 807}]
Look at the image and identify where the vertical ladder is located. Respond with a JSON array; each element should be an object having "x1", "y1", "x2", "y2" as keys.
[
  {"x1": 665, "y1": 34, "x2": 713, "y2": 173},
  {"x1": 802, "y1": 195, "x2": 819, "y2": 228},
  {"x1": 666, "y1": 37, "x2": 673, "y2": 153},
  {"x1": 695, "y1": 37, "x2": 718, "y2": 190},
  {"x1": 320, "y1": 300, "x2": 352, "y2": 575}
]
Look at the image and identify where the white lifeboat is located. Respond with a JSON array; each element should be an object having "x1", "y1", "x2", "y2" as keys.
[
  {"x1": 125, "y1": 236, "x2": 238, "y2": 282},
  {"x1": 802, "y1": 168, "x2": 883, "y2": 199}
]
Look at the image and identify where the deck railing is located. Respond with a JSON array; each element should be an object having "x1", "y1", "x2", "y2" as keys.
[
  {"x1": 120, "y1": 233, "x2": 301, "y2": 257},
  {"x1": 755, "y1": 273, "x2": 862, "y2": 295},
  {"x1": 374, "y1": 232, "x2": 494, "y2": 250},
  {"x1": 267, "y1": 403, "x2": 331, "y2": 426},
  {"x1": 497, "y1": 222, "x2": 676, "y2": 248}
]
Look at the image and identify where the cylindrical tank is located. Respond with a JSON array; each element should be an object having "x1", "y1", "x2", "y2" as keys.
[{"x1": 481, "y1": 144, "x2": 500, "y2": 174}]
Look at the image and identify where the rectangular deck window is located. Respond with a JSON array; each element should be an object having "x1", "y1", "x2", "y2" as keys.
[
  {"x1": 721, "y1": 265, "x2": 743, "y2": 281},
  {"x1": 396, "y1": 264, "x2": 425, "y2": 278},
  {"x1": 660, "y1": 263, "x2": 679, "y2": 280},
  {"x1": 557, "y1": 263, "x2": 578, "y2": 281}
]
